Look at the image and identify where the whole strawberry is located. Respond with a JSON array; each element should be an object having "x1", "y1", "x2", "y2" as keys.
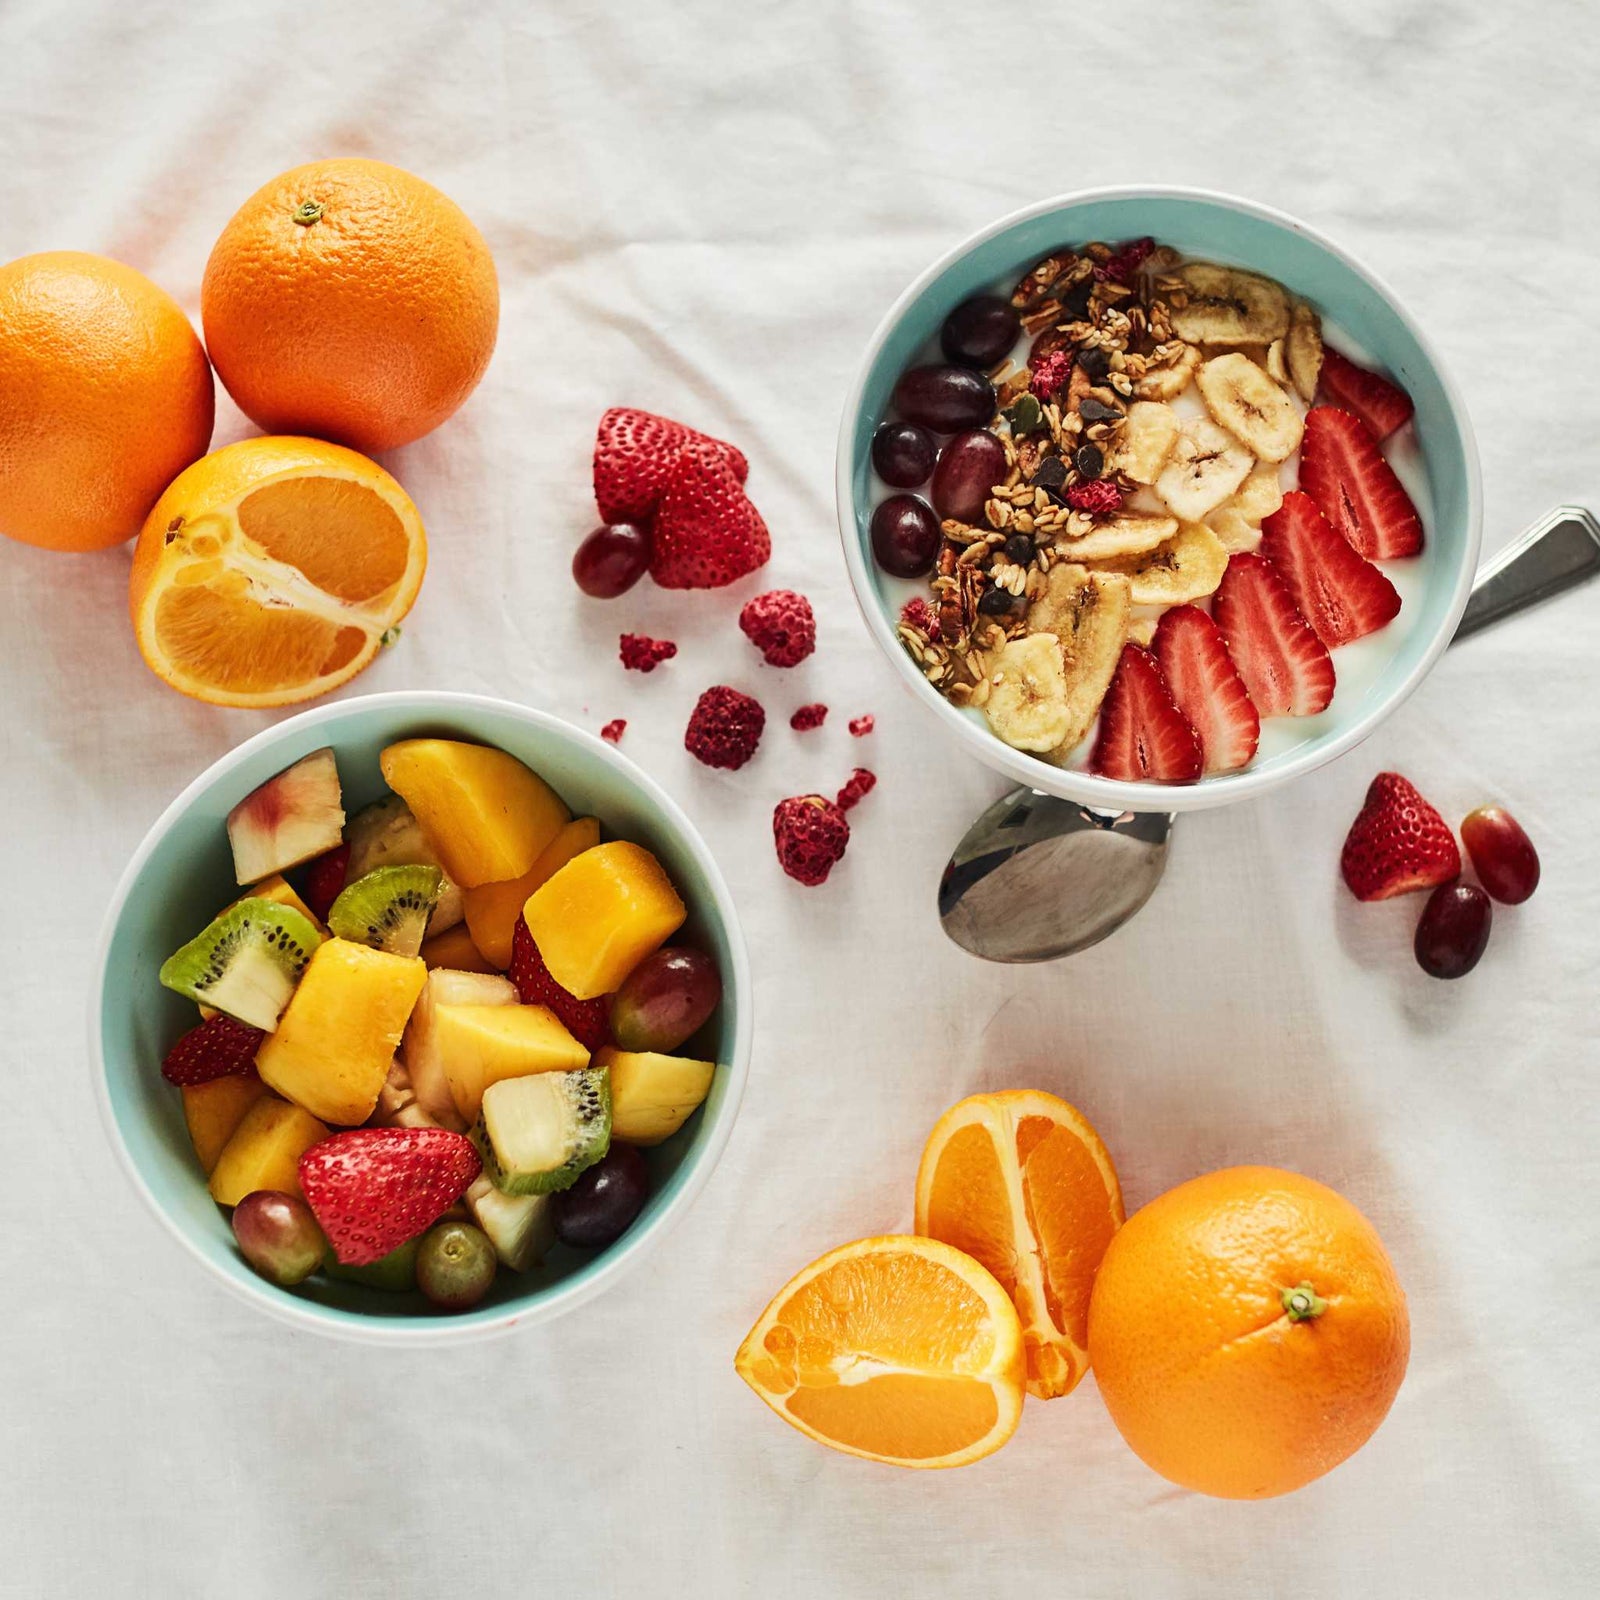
[
  {"x1": 298, "y1": 1127, "x2": 481, "y2": 1266},
  {"x1": 773, "y1": 795, "x2": 850, "y2": 886},
  {"x1": 685, "y1": 686, "x2": 765, "y2": 770},
  {"x1": 650, "y1": 435, "x2": 771, "y2": 589},
  {"x1": 1341, "y1": 772, "x2": 1462, "y2": 901},
  {"x1": 508, "y1": 916, "x2": 611, "y2": 1051},
  {"x1": 161, "y1": 1014, "x2": 263, "y2": 1086},
  {"x1": 739, "y1": 590, "x2": 815, "y2": 668},
  {"x1": 592, "y1": 407, "x2": 747, "y2": 525}
]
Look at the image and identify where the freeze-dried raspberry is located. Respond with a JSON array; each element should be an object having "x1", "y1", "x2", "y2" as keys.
[
  {"x1": 685, "y1": 686, "x2": 765, "y2": 770},
  {"x1": 790, "y1": 703, "x2": 828, "y2": 731},
  {"x1": 848, "y1": 714, "x2": 875, "y2": 738},
  {"x1": 772, "y1": 795, "x2": 850, "y2": 886},
  {"x1": 836, "y1": 768, "x2": 876, "y2": 812},
  {"x1": 600, "y1": 719, "x2": 626, "y2": 743},
  {"x1": 1095, "y1": 236, "x2": 1154, "y2": 282},
  {"x1": 739, "y1": 590, "x2": 815, "y2": 668},
  {"x1": 619, "y1": 633, "x2": 677, "y2": 672},
  {"x1": 1030, "y1": 348, "x2": 1074, "y2": 401},
  {"x1": 899, "y1": 597, "x2": 936, "y2": 636},
  {"x1": 1065, "y1": 480, "x2": 1124, "y2": 514}
]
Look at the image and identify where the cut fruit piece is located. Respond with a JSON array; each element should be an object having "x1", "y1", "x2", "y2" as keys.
[
  {"x1": 182, "y1": 1074, "x2": 270, "y2": 1175},
  {"x1": 435, "y1": 1002, "x2": 591, "y2": 1124},
  {"x1": 327, "y1": 864, "x2": 443, "y2": 958},
  {"x1": 465, "y1": 1174, "x2": 555, "y2": 1271},
  {"x1": 915, "y1": 1091, "x2": 1123, "y2": 1400},
  {"x1": 507, "y1": 918, "x2": 612, "y2": 1050},
  {"x1": 461, "y1": 816, "x2": 602, "y2": 968},
  {"x1": 255, "y1": 938, "x2": 427, "y2": 1125},
  {"x1": 1298, "y1": 406, "x2": 1424, "y2": 560},
  {"x1": 1088, "y1": 521, "x2": 1228, "y2": 606},
  {"x1": 1260, "y1": 491, "x2": 1401, "y2": 648},
  {"x1": 161, "y1": 1013, "x2": 264, "y2": 1086},
  {"x1": 1212, "y1": 552, "x2": 1336, "y2": 718},
  {"x1": 379, "y1": 739, "x2": 569, "y2": 888},
  {"x1": 226, "y1": 873, "x2": 323, "y2": 932},
  {"x1": 472, "y1": 1067, "x2": 611, "y2": 1196},
  {"x1": 1151, "y1": 605, "x2": 1260, "y2": 774},
  {"x1": 345, "y1": 794, "x2": 465, "y2": 933},
  {"x1": 402, "y1": 968, "x2": 519, "y2": 1128},
  {"x1": 1089, "y1": 645, "x2": 1203, "y2": 783},
  {"x1": 226, "y1": 748, "x2": 345, "y2": 884},
  {"x1": 601, "y1": 1047, "x2": 715, "y2": 1146},
  {"x1": 208, "y1": 1097, "x2": 329, "y2": 1205},
  {"x1": 734, "y1": 1235, "x2": 1025, "y2": 1470},
  {"x1": 522, "y1": 841, "x2": 686, "y2": 1001},
  {"x1": 324, "y1": 1237, "x2": 420, "y2": 1292},
  {"x1": 420, "y1": 922, "x2": 496, "y2": 974},
  {"x1": 159, "y1": 897, "x2": 322, "y2": 1033},
  {"x1": 1317, "y1": 346, "x2": 1413, "y2": 441}
]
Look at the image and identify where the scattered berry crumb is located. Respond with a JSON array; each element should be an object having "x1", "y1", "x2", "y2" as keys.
[
  {"x1": 790, "y1": 703, "x2": 828, "y2": 732},
  {"x1": 685, "y1": 686, "x2": 766, "y2": 770},
  {"x1": 773, "y1": 795, "x2": 850, "y2": 886},
  {"x1": 1065, "y1": 480, "x2": 1123, "y2": 514},
  {"x1": 739, "y1": 590, "x2": 816, "y2": 668},
  {"x1": 1095, "y1": 236, "x2": 1155, "y2": 282},
  {"x1": 848, "y1": 714, "x2": 875, "y2": 738},
  {"x1": 899, "y1": 597, "x2": 936, "y2": 636},
  {"x1": 836, "y1": 768, "x2": 876, "y2": 812},
  {"x1": 600, "y1": 719, "x2": 626, "y2": 743},
  {"x1": 619, "y1": 633, "x2": 677, "y2": 672},
  {"x1": 1030, "y1": 348, "x2": 1074, "y2": 401}
]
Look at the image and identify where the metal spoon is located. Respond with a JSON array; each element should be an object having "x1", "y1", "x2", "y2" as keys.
[{"x1": 938, "y1": 506, "x2": 1600, "y2": 964}]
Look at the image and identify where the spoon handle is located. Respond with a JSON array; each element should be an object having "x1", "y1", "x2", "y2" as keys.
[{"x1": 1452, "y1": 505, "x2": 1600, "y2": 642}]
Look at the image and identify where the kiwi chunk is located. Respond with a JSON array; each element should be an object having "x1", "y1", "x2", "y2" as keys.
[
  {"x1": 472, "y1": 1068, "x2": 611, "y2": 1196},
  {"x1": 159, "y1": 897, "x2": 322, "y2": 1032},
  {"x1": 327, "y1": 864, "x2": 442, "y2": 958}
]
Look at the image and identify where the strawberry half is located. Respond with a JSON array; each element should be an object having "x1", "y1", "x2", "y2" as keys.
[
  {"x1": 1090, "y1": 645, "x2": 1203, "y2": 782},
  {"x1": 1151, "y1": 605, "x2": 1260, "y2": 773},
  {"x1": 161, "y1": 1014, "x2": 263, "y2": 1086},
  {"x1": 298, "y1": 1127, "x2": 481, "y2": 1266},
  {"x1": 1299, "y1": 406, "x2": 1424, "y2": 561},
  {"x1": 649, "y1": 433, "x2": 771, "y2": 589},
  {"x1": 1211, "y1": 552, "x2": 1336, "y2": 717},
  {"x1": 508, "y1": 916, "x2": 611, "y2": 1051},
  {"x1": 1317, "y1": 348, "x2": 1414, "y2": 442},
  {"x1": 1260, "y1": 491, "x2": 1401, "y2": 648},
  {"x1": 1340, "y1": 771, "x2": 1462, "y2": 901},
  {"x1": 593, "y1": 408, "x2": 748, "y2": 525},
  {"x1": 301, "y1": 842, "x2": 350, "y2": 924}
]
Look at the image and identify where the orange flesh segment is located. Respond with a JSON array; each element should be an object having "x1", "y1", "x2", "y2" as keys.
[
  {"x1": 920, "y1": 1123, "x2": 1019, "y2": 1297},
  {"x1": 235, "y1": 476, "x2": 410, "y2": 603},
  {"x1": 787, "y1": 1375, "x2": 1000, "y2": 1462},
  {"x1": 153, "y1": 583, "x2": 344, "y2": 694}
]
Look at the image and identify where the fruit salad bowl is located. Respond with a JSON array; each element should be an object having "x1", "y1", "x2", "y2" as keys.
[
  {"x1": 91, "y1": 691, "x2": 751, "y2": 1345},
  {"x1": 837, "y1": 186, "x2": 1482, "y2": 812}
]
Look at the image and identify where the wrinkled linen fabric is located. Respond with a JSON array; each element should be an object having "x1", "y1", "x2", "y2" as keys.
[{"x1": 2, "y1": 0, "x2": 1597, "y2": 1594}]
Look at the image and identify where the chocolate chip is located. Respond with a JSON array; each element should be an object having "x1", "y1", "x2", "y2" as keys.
[
  {"x1": 978, "y1": 584, "x2": 1018, "y2": 616},
  {"x1": 1074, "y1": 443, "x2": 1104, "y2": 480},
  {"x1": 1004, "y1": 533, "x2": 1034, "y2": 565},
  {"x1": 1079, "y1": 397, "x2": 1123, "y2": 424},
  {"x1": 1076, "y1": 346, "x2": 1110, "y2": 382},
  {"x1": 1030, "y1": 456, "x2": 1067, "y2": 490},
  {"x1": 1061, "y1": 278, "x2": 1092, "y2": 318}
]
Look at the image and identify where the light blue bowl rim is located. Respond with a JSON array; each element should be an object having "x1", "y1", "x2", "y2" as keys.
[{"x1": 89, "y1": 690, "x2": 753, "y2": 1347}]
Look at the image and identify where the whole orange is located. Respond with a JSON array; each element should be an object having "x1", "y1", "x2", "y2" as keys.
[
  {"x1": 201, "y1": 159, "x2": 498, "y2": 454},
  {"x1": 1086, "y1": 1166, "x2": 1408, "y2": 1499},
  {"x1": 0, "y1": 252, "x2": 214, "y2": 551}
]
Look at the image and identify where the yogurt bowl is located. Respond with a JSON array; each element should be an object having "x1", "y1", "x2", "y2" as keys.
[
  {"x1": 837, "y1": 187, "x2": 1481, "y2": 812},
  {"x1": 91, "y1": 691, "x2": 751, "y2": 1345}
]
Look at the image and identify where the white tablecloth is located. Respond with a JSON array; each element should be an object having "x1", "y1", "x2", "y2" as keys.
[{"x1": 4, "y1": 1, "x2": 1598, "y2": 1593}]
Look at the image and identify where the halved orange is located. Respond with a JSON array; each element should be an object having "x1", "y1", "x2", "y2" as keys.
[
  {"x1": 915, "y1": 1090, "x2": 1123, "y2": 1400},
  {"x1": 129, "y1": 435, "x2": 425, "y2": 708},
  {"x1": 734, "y1": 1234, "x2": 1024, "y2": 1469}
]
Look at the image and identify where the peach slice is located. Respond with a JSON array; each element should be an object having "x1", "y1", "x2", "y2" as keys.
[{"x1": 226, "y1": 747, "x2": 345, "y2": 885}]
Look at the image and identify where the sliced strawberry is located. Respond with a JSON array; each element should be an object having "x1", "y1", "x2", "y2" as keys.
[
  {"x1": 508, "y1": 916, "x2": 611, "y2": 1051},
  {"x1": 1090, "y1": 645, "x2": 1203, "y2": 782},
  {"x1": 301, "y1": 842, "x2": 350, "y2": 924},
  {"x1": 593, "y1": 408, "x2": 747, "y2": 525},
  {"x1": 1340, "y1": 771, "x2": 1462, "y2": 901},
  {"x1": 161, "y1": 1014, "x2": 263, "y2": 1086},
  {"x1": 1299, "y1": 406, "x2": 1424, "y2": 561},
  {"x1": 1211, "y1": 552, "x2": 1336, "y2": 717},
  {"x1": 1260, "y1": 491, "x2": 1401, "y2": 648},
  {"x1": 648, "y1": 434, "x2": 771, "y2": 589},
  {"x1": 1317, "y1": 348, "x2": 1414, "y2": 441},
  {"x1": 299, "y1": 1127, "x2": 481, "y2": 1266},
  {"x1": 1150, "y1": 605, "x2": 1259, "y2": 773}
]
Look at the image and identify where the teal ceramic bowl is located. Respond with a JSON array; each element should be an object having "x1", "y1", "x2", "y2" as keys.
[
  {"x1": 91, "y1": 691, "x2": 751, "y2": 1345},
  {"x1": 838, "y1": 187, "x2": 1482, "y2": 812}
]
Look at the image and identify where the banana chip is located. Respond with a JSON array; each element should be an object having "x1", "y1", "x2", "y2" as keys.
[
  {"x1": 1286, "y1": 302, "x2": 1324, "y2": 403},
  {"x1": 1169, "y1": 262, "x2": 1290, "y2": 345},
  {"x1": 982, "y1": 634, "x2": 1075, "y2": 753},
  {"x1": 1058, "y1": 512, "x2": 1177, "y2": 562},
  {"x1": 1196, "y1": 352, "x2": 1303, "y2": 463},
  {"x1": 1088, "y1": 523, "x2": 1229, "y2": 606},
  {"x1": 1155, "y1": 416, "x2": 1254, "y2": 521},
  {"x1": 1115, "y1": 401, "x2": 1181, "y2": 484},
  {"x1": 1024, "y1": 564, "x2": 1132, "y2": 759}
]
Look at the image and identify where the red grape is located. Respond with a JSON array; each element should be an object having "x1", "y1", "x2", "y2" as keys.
[
  {"x1": 931, "y1": 429, "x2": 1008, "y2": 523},
  {"x1": 416, "y1": 1221, "x2": 497, "y2": 1311},
  {"x1": 232, "y1": 1191, "x2": 325, "y2": 1286},
  {"x1": 940, "y1": 295, "x2": 1020, "y2": 369},
  {"x1": 572, "y1": 523, "x2": 651, "y2": 598},
  {"x1": 871, "y1": 421, "x2": 936, "y2": 488},
  {"x1": 553, "y1": 1144, "x2": 649, "y2": 1249},
  {"x1": 1461, "y1": 806, "x2": 1539, "y2": 904},
  {"x1": 610, "y1": 947, "x2": 722, "y2": 1053},
  {"x1": 870, "y1": 494, "x2": 941, "y2": 578},
  {"x1": 1414, "y1": 882, "x2": 1492, "y2": 979},
  {"x1": 891, "y1": 365, "x2": 995, "y2": 433}
]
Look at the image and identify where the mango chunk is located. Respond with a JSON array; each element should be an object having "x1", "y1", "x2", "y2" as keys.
[
  {"x1": 462, "y1": 816, "x2": 601, "y2": 968},
  {"x1": 433, "y1": 1002, "x2": 591, "y2": 1122},
  {"x1": 420, "y1": 922, "x2": 496, "y2": 974},
  {"x1": 256, "y1": 938, "x2": 427, "y2": 1125},
  {"x1": 208, "y1": 1097, "x2": 329, "y2": 1205},
  {"x1": 380, "y1": 739, "x2": 569, "y2": 888},
  {"x1": 182, "y1": 1074, "x2": 270, "y2": 1175},
  {"x1": 522, "y1": 841, "x2": 686, "y2": 1000},
  {"x1": 601, "y1": 1047, "x2": 715, "y2": 1146}
]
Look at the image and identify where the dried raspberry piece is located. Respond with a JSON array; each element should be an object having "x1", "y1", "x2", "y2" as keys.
[
  {"x1": 836, "y1": 768, "x2": 876, "y2": 812},
  {"x1": 790, "y1": 703, "x2": 828, "y2": 731},
  {"x1": 899, "y1": 597, "x2": 936, "y2": 636},
  {"x1": 619, "y1": 633, "x2": 678, "y2": 672},
  {"x1": 685, "y1": 686, "x2": 765, "y2": 770},
  {"x1": 773, "y1": 795, "x2": 850, "y2": 886},
  {"x1": 600, "y1": 719, "x2": 626, "y2": 743},
  {"x1": 1095, "y1": 236, "x2": 1155, "y2": 282},
  {"x1": 848, "y1": 714, "x2": 875, "y2": 738},
  {"x1": 1030, "y1": 348, "x2": 1074, "y2": 402},
  {"x1": 1065, "y1": 480, "x2": 1124, "y2": 514},
  {"x1": 739, "y1": 590, "x2": 816, "y2": 668}
]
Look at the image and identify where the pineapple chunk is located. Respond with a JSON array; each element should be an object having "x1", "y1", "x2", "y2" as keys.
[
  {"x1": 465, "y1": 1175, "x2": 554, "y2": 1271},
  {"x1": 256, "y1": 938, "x2": 427, "y2": 1125},
  {"x1": 420, "y1": 922, "x2": 496, "y2": 974},
  {"x1": 522, "y1": 841, "x2": 686, "y2": 1000},
  {"x1": 462, "y1": 816, "x2": 601, "y2": 968},
  {"x1": 208, "y1": 1098, "x2": 329, "y2": 1205},
  {"x1": 433, "y1": 1002, "x2": 591, "y2": 1123},
  {"x1": 182, "y1": 1075, "x2": 269, "y2": 1174},
  {"x1": 402, "y1": 968, "x2": 519, "y2": 1128},
  {"x1": 601, "y1": 1047, "x2": 715, "y2": 1146},
  {"x1": 379, "y1": 739, "x2": 569, "y2": 888}
]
